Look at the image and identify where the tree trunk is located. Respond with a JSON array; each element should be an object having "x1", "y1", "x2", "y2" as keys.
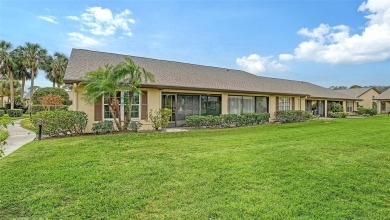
[
  {"x1": 8, "y1": 67, "x2": 14, "y2": 110},
  {"x1": 21, "y1": 77, "x2": 25, "y2": 100},
  {"x1": 52, "y1": 80, "x2": 55, "y2": 88},
  {"x1": 104, "y1": 96, "x2": 121, "y2": 131},
  {"x1": 29, "y1": 68, "x2": 36, "y2": 112},
  {"x1": 124, "y1": 93, "x2": 134, "y2": 130}
]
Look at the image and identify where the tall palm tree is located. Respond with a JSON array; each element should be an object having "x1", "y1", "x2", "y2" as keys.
[
  {"x1": 13, "y1": 46, "x2": 31, "y2": 98},
  {"x1": 0, "y1": 40, "x2": 16, "y2": 109},
  {"x1": 44, "y1": 52, "x2": 68, "y2": 88},
  {"x1": 114, "y1": 56, "x2": 155, "y2": 129},
  {"x1": 81, "y1": 65, "x2": 123, "y2": 131},
  {"x1": 22, "y1": 42, "x2": 47, "y2": 111}
]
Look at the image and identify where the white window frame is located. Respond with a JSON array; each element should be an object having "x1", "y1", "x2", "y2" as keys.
[
  {"x1": 278, "y1": 97, "x2": 291, "y2": 110},
  {"x1": 103, "y1": 91, "x2": 141, "y2": 121}
]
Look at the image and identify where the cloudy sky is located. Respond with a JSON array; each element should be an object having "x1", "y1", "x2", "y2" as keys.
[{"x1": 0, "y1": 0, "x2": 389, "y2": 88}]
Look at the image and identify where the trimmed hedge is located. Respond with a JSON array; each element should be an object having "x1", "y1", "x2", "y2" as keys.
[
  {"x1": 7, "y1": 109, "x2": 23, "y2": 117},
  {"x1": 185, "y1": 113, "x2": 270, "y2": 128},
  {"x1": 32, "y1": 87, "x2": 71, "y2": 105},
  {"x1": 274, "y1": 110, "x2": 313, "y2": 123},
  {"x1": 31, "y1": 110, "x2": 88, "y2": 137},
  {"x1": 31, "y1": 105, "x2": 69, "y2": 114},
  {"x1": 0, "y1": 110, "x2": 4, "y2": 118},
  {"x1": 92, "y1": 120, "x2": 114, "y2": 134},
  {"x1": 355, "y1": 107, "x2": 378, "y2": 116},
  {"x1": 329, "y1": 112, "x2": 348, "y2": 118}
]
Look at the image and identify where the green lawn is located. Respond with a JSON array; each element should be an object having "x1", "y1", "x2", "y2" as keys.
[
  {"x1": 0, "y1": 114, "x2": 31, "y2": 142},
  {"x1": 1, "y1": 116, "x2": 390, "y2": 218}
]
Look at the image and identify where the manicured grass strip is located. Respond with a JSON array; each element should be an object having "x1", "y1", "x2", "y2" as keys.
[
  {"x1": 0, "y1": 116, "x2": 389, "y2": 219},
  {"x1": 20, "y1": 118, "x2": 35, "y2": 131},
  {"x1": 0, "y1": 130, "x2": 7, "y2": 142}
]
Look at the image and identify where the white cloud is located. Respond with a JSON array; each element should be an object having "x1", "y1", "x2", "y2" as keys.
[
  {"x1": 68, "y1": 32, "x2": 100, "y2": 47},
  {"x1": 68, "y1": 7, "x2": 135, "y2": 37},
  {"x1": 236, "y1": 54, "x2": 287, "y2": 74},
  {"x1": 37, "y1": 15, "x2": 59, "y2": 24},
  {"x1": 280, "y1": 0, "x2": 390, "y2": 65},
  {"x1": 65, "y1": 16, "x2": 79, "y2": 21}
]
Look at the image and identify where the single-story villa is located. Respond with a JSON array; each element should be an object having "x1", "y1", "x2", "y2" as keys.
[
  {"x1": 64, "y1": 49, "x2": 360, "y2": 131},
  {"x1": 374, "y1": 88, "x2": 390, "y2": 114},
  {"x1": 337, "y1": 87, "x2": 380, "y2": 109}
]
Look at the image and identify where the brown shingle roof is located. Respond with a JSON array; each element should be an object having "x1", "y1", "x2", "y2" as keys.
[
  {"x1": 375, "y1": 88, "x2": 390, "y2": 100},
  {"x1": 64, "y1": 49, "x2": 359, "y2": 100},
  {"x1": 336, "y1": 87, "x2": 378, "y2": 98}
]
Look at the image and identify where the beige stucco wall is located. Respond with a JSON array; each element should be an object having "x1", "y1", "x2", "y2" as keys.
[{"x1": 357, "y1": 89, "x2": 380, "y2": 109}]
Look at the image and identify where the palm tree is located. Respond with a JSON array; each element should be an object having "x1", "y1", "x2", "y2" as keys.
[
  {"x1": 44, "y1": 52, "x2": 68, "y2": 88},
  {"x1": 114, "y1": 56, "x2": 155, "y2": 129},
  {"x1": 13, "y1": 46, "x2": 32, "y2": 98},
  {"x1": 0, "y1": 40, "x2": 16, "y2": 109},
  {"x1": 81, "y1": 65, "x2": 123, "y2": 131},
  {"x1": 22, "y1": 42, "x2": 47, "y2": 111}
]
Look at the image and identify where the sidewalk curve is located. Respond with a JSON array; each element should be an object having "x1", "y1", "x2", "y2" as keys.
[{"x1": 3, "y1": 119, "x2": 36, "y2": 157}]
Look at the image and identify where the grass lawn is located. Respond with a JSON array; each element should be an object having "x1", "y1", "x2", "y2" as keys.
[
  {"x1": 0, "y1": 114, "x2": 31, "y2": 142},
  {"x1": 1, "y1": 115, "x2": 390, "y2": 218}
]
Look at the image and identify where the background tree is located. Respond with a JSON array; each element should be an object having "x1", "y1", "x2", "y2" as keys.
[
  {"x1": 0, "y1": 40, "x2": 16, "y2": 109},
  {"x1": 329, "y1": 86, "x2": 348, "y2": 90},
  {"x1": 113, "y1": 56, "x2": 155, "y2": 129},
  {"x1": 349, "y1": 85, "x2": 362, "y2": 89},
  {"x1": 22, "y1": 42, "x2": 47, "y2": 111},
  {"x1": 44, "y1": 52, "x2": 68, "y2": 88},
  {"x1": 13, "y1": 45, "x2": 31, "y2": 98}
]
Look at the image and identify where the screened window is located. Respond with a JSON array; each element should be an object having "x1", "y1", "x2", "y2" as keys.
[
  {"x1": 278, "y1": 97, "x2": 292, "y2": 110},
  {"x1": 381, "y1": 101, "x2": 386, "y2": 111},
  {"x1": 201, "y1": 95, "x2": 221, "y2": 116},
  {"x1": 228, "y1": 96, "x2": 269, "y2": 115},
  {"x1": 177, "y1": 95, "x2": 200, "y2": 120},
  {"x1": 103, "y1": 91, "x2": 140, "y2": 119}
]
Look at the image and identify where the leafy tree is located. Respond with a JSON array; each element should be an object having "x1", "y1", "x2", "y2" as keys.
[
  {"x1": 349, "y1": 85, "x2": 362, "y2": 89},
  {"x1": 12, "y1": 46, "x2": 32, "y2": 98},
  {"x1": 0, "y1": 40, "x2": 16, "y2": 109},
  {"x1": 113, "y1": 57, "x2": 155, "y2": 129},
  {"x1": 22, "y1": 42, "x2": 47, "y2": 111}
]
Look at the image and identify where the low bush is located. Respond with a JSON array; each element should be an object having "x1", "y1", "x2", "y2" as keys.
[
  {"x1": 355, "y1": 107, "x2": 377, "y2": 116},
  {"x1": 330, "y1": 103, "x2": 344, "y2": 112},
  {"x1": 128, "y1": 121, "x2": 142, "y2": 132},
  {"x1": 328, "y1": 112, "x2": 348, "y2": 118},
  {"x1": 31, "y1": 111, "x2": 88, "y2": 137},
  {"x1": 149, "y1": 108, "x2": 172, "y2": 131},
  {"x1": 185, "y1": 113, "x2": 270, "y2": 128},
  {"x1": 274, "y1": 110, "x2": 313, "y2": 123},
  {"x1": 32, "y1": 87, "x2": 71, "y2": 105},
  {"x1": 92, "y1": 120, "x2": 114, "y2": 134},
  {"x1": 7, "y1": 109, "x2": 23, "y2": 117},
  {"x1": 0, "y1": 110, "x2": 4, "y2": 118},
  {"x1": 31, "y1": 105, "x2": 69, "y2": 114}
]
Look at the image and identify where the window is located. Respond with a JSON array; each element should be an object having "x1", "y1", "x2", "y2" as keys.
[
  {"x1": 228, "y1": 96, "x2": 269, "y2": 114},
  {"x1": 177, "y1": 95, "x2": 200, "y2": 120},
  {"x1": 346, "y1": 101, "x2": 353, "y2": 112},
  {"x1": 381, "y1": 101, "x2": 386, "y2": 111},
  {"x1": 103, "y1": 91, "x2": 140, "y2": 119},
  {"x1": 201, "y1": 95, "x2": 221, "y2": 116},
  {"x1": 278, "y1": 97, "x2": 292, "y2": 110}
]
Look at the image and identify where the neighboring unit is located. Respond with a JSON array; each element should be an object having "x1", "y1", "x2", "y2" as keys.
[
  {"x1": 374, "y1": 88, "x2": 390, "y2": 114},
  {"x1": 64, "y1": 49, "x2": 360, "y2": 132},
  {"x1": 337, "y1": 87, "x2": 380, "y2": 109}
]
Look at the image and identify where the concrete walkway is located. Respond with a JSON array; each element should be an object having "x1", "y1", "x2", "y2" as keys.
[{"x1": 2, "y1": 119, "x2": 36, "y2": 157}]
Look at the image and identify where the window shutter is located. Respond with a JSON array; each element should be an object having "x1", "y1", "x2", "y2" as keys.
[
  {"x1": 94, "y1": 96, "x2": 103, "y2": 121},
  {"x1": 291, "y1": 97, "x2": 295, "y2": 110},
  {"x1": 141, "y1": 91, "x2": 148, "y2": 120},
  {"x1": 276, "y1": 97, "x2": 279, "y2": 111}
]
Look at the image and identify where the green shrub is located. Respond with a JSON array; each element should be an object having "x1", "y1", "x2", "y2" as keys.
[
  {"x1": 32, "y1": 87, "x2": 71, "y2": 105},
  {"x1": 330, "y1": 103, "x2": 343, "y2": 112},
  {"x1": 92, "y1": 120, "x2": 114, "y2": 134},
  {"x1": 7, "y1": 109, "x2": 23, "y2": 117},
  {"x1": 128, "y1": 121, "x2": 142, "y2": 132},
  {"x1": 274, "y1": 110, "x2": 313, "y2": 123},
  {"x1": 149, "y1": 108, "x2": 172, "y2": 131},
  {"x1": 0, "y1": 110, "x2": 4, "y2": 118},
  {"x1": 31, "y1": 105, "x2": 69, "y2": 114},
  {"x1": 185, "y1": 113, "x2": 270, "y2": 128},
  {"x1": 328, "y1": 112, "x2": 348, "y2": 118},
  {"x1": 31, "y1": 111, "x2": 88, "y2": 137},
  {"x1": 355, "y1": 107, "x2": 377, "y2": 116}
]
